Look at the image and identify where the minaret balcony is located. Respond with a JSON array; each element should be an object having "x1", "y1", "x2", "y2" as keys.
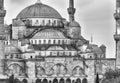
[
  {"x1": 114, "y1": 13, "x2": 120, "y2": 20},
  {"x1": 114, "y1": 34, "x2": 120, "y2": 41},
  {"x1": 67, "y1": 7, "x2": 76, "y2": 14}
]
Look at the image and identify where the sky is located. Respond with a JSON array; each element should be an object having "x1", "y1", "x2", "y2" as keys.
[{"x1": 4, "y1": 0, "x2": 116, "y2": 58}]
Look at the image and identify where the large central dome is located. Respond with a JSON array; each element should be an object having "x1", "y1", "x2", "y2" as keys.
[{"x1": 17, "y1": 2, "x2": 62, "y2": 19}]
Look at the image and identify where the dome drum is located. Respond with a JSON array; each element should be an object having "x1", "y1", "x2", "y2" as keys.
[{"x1": 25, "y1": 18, "x2": 64, "y2": 28}]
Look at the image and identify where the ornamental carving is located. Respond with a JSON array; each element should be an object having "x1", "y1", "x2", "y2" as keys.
[
  {"x1": 72, "y1": 66, "x2": 84, "y2": 76},
  {"x1": 6, "y1": 63, "x2": 24, "y2": 76}
]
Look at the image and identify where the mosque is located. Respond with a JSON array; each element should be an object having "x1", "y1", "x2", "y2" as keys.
[{"x1": 0, "y1": 0, "x2": 118, "y2": 83}]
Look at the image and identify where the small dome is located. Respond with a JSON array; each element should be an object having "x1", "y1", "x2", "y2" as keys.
[
  {"x1": 100, "y1": 44, "x2": 106, "y2": 48},
  {"x1": 32, "y1": 29, "x2": 66, "y2": 39},
  {"x1": 87, "y1": 44, "x2": 102, "y2": 54},
  {"x1": 69, "y1": 21, "x2": 80, "y2": 27},
  {"x1": 5, "y1": 45, "x2": 21, "y2": 54},
  {"x1": 17, "y1": 3, "x2": 62, "y2": 19}
]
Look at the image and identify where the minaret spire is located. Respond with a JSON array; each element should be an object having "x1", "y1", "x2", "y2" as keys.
[
  {"x1": 91, "y1": 33, "x2": 93, "y2": 44},
  {"x1": 114, "y1": 0, "x2": 120, "y2": 68},
  {"x1": 67, "y1": 0, "x2": 76, "y2": 22}
]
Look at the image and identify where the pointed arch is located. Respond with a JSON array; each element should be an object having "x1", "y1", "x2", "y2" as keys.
[
  {"x1": 42, "y1": 78, "x2": 48, "y2": 83},
  {"x1": 53, "y1": 78, "x2": 58, "y2": 83},
  {"x1": 36, "y1": 79, "x2": 41, "y2": 83},
  {"x1": 7, "y1": 63, "x2": 24, "y2": 76},
  {"x1": 82, "y1": 78, "x2": 88, "y2": 83},
  {"x1": 22, "y1": 79, "x2": 28, "y2": 83},
  {"x1": 76, "y1": 78, "x2": 81, "y2": 83},
  {"x1": 59, "y1": 78, "x2": 64, "y2": 83},
  {"x1": 66, "y1": 78, "x2": 71, "y2": 83},
  {"x1": 52, "y1": 63, "x2": 67, "y2": 75},
  {"x1": 72, "y1": 66, "x2": 84, "y2": 75}
]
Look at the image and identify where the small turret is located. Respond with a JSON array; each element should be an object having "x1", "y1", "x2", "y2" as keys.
[
  {"x1": 100, "y1": 45, "x2": 106, "y2": 58},
  {"x1": 67, "y1": 0, "x2": 76, "y2": 22}
]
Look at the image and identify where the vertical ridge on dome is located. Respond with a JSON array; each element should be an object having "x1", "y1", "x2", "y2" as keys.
[{"x1": 36, "y1": 0, "x2": 42, "y2": 4}]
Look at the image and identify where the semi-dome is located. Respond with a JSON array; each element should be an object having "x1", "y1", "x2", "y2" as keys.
[
  {"x1": 5, "y1": 45, "x2": 21, "y2": 54},
  {"x1": 32, "y1": 29, "x2": 66, "y2": 39},
  {"x1": 17, "y1": 2, "x2": 62, "y2": 19}
]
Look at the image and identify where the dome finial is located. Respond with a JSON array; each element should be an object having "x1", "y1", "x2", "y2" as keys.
[{"x1": 36, "y1": 0, "x2": 41, "y2": 3}]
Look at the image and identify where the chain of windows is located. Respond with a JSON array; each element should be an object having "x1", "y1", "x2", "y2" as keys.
[
  {"x1": 5, "y1": 54, "x2": 22, "y2": 59},
  {"x1": 38, "y1": 51, "x2": 77, "y2": 57},
  {"x1": 28, "y1": 19, "x2": 63, "y2": 27},
  {"x1": 30, "y1": 39, "x2": 70, "y2": 44}
]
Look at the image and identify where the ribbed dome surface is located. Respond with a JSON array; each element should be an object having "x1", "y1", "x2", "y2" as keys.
[
  {"x1": 32, "y1": 29, "x2": 66, "y2": 39},
  {"x1": 17, "y1": 3, "x2": 62, "y2": 19}
]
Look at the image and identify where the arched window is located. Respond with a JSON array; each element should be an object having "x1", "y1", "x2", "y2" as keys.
[
  {"x1": 57, "y1": 52, "x2": 59, "y2": 56},
  {"x1": 53, "y1": 40, "x2": 56, "y2": 44},
  {"x1": 69, "y1": 52, "x2": 71, "y2": 56},
  {"x1": 44, "y1": 40, "x2": 46, "y2": 44},
  {"x1": 48, "y1": 40, "x2": 51, "y2": 44},
  {"x1": 49, "y1": 80, "x2": 52, "y2": 83},
  {"x1": 82, "y1": 78, "x2": 88, "y2": 83},
  {"x1": 62, "y1": 40, "x2": 64, "y2": 44},
  {"x1": 50, "y1": 52, "x2": 52, "y2": 56},
  {"x1": 42, "y1": 78, "x2": 48, "y2": 83},
  {"x1": 22, "y1": 79, "x2": 28, "y2": 83},
  {"x1": 59, "y1": 78, "x2": 64, "y2": 83},
  {"x1": 35, "y1": 20, "x2": 39, "y2": 25},
  {"x1": 35, "y1": 40, "x2": 37, "y2": 44},
  {"x1": 39, "y1": 40, "x2": 41, "y2": 44},
  {"x1": 54, "y1": 20, "x2": 56, "y2": 26},
  {"x1": 11, "y1": 55, "x2": 13, "y2": 59},
  {"x1": 42, "y1": 20, "x2": 45, "y2": 26},
  {"x1": 36, "y1": 79, "x2": 41, "y2": 83},
  {"x1": 16, "y1": 55, "x2": 19, "y2": 59},
  {"x1": 48, "y1": 20, "x2": 51, "y2": 25},
  {"x1": 66, "y1": 78, "x2": 71, "y2": 83},
  {"x1": 58, "y1": 40, "x2": 61, "y2": 44},
  {"x1": 53, "y1": 78, "x2": 58, "y2": 83},
  {"x1": 76, "y1": 78, "x2": 81, "y2": 83}
]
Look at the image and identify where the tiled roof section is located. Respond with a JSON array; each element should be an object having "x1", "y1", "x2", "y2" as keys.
[
  {"x1": 17, "y1": 3, "x2": 62, "y2": 19},
  {"x1": 32, "y1": 44, "x2": 77, "y2": 51},
  {"x1": 32, "y1": 29, "x2": 66, "y2": 39},
  {"x1": 12, "y1": 19, "x2": 25, "y2": 26}
]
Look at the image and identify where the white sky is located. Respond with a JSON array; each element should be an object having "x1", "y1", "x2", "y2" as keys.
[{"x1": 4, "y1": 0, "x2": 116, "y2": 58}]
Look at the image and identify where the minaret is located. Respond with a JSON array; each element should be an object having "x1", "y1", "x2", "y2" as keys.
[
  {"x1": 0, "y1": 0, "x2": 6, "y2": 78},
  {"x1": 0, "y1": 0, "x2": 6, "y2": 40},
  {"x1": 67, "y1": 0, "x2": 76, "y2": 22},
  {"x1": 114, "y1": 0, "x2": 120, "y2": 68}
]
